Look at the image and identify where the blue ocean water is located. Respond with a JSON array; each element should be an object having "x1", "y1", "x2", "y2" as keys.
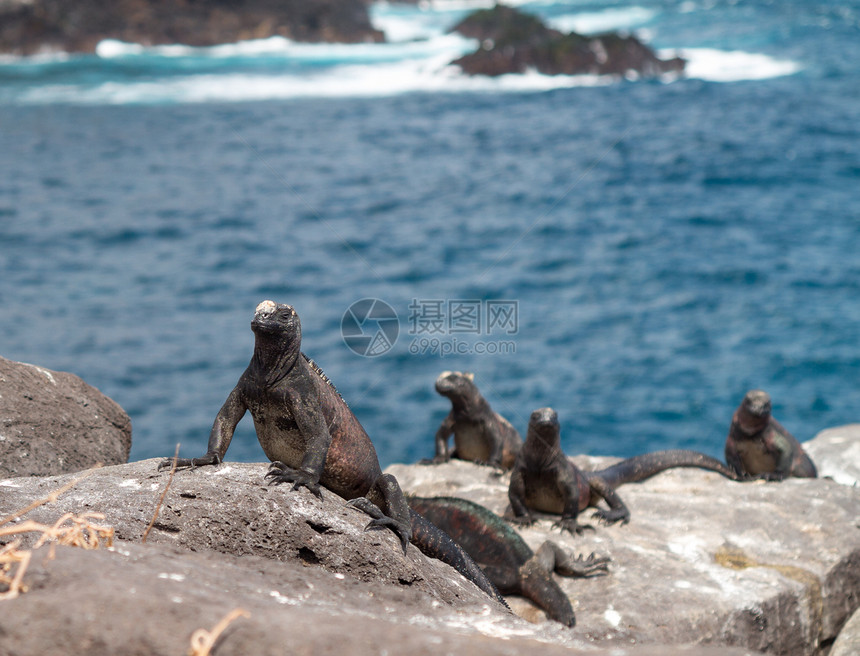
[{"x1": 1, "y1": 1, "x2": 858, "y2": 468}]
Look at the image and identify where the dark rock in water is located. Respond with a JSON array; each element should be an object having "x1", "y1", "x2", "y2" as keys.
[
  {"x1": 450, "y1": 5, "x2": 684, "y2": 78},
  {"x1": 0, "y1": 0, "x2": 384, "y2": 56},
  {"x1": 0, "y1": 355, "x2": 131, "y2": 476}
]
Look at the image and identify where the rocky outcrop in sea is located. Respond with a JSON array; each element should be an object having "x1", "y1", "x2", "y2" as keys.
[
  {"x1": 450, "y1": 5, "x2": 685, "y2": 78},
  {"x1": 0, "y1": 0, "x2": 383, "y2": 55}
]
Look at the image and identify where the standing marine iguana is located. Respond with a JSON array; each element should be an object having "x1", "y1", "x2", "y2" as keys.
[
  {"x1": 158, "y1": 300, "x2": 506, "y2": 606},
  {"x1": 508, "y1": 407, "x2": 741, "y2": 533},
  {"x1": 725, "y1": 389, "x2": 817, "y2": 480},
  {"x1": 408, "y1": 495, "x2": 609, "y2": 627},
  {"x1": 426, "y1": 371, "x2": 522, "y2": 469}
]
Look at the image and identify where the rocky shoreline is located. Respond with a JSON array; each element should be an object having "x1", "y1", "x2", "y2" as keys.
[
  {"x1": 0, "y1": 0, "x2": 384, "y2": 56},
  {"x1": 0, "y1": 1, "x2": 681, "y2": 81},
  {"x1": 1, "y1": 356, "x2": 859, "y2": 654}
]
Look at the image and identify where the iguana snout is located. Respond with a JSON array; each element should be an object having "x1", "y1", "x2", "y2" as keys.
[
  {"x1": 251, "y1": 300, "x2": 299, "y2": 335},
  {"x1": 737, "y1": 389, "x2": 772, "y2": 434},
  {"x1": 529, "y1": 407, "x2": 559, "y2": 433},
  {"x1": 434, "y1": 370, "x2": 475, "y2": 396}
]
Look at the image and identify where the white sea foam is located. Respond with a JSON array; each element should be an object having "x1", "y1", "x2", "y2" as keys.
[
  {"x1": 95, "y1": 33, "x2": 475, "y2": 64},
  {"x1": 11, "y1": 46, "x2": 801, "y2": 105},
  {"x1": 371, "y1": 13, "x2": 442, "y2": 43},
  {"x1": 548, "y1": 7, "x2": 659, "y2": 35},
  {"x1": 16, "y1": 54, "x2": 609, "y2": 105},
  {"x1": 675, "y1": 48, "x2": 802, "y2": 81},
  {"x1": 97, "y1": 36, "x2": 453, "y2": 62},
  {"x1": 370, "y1": 5, "x2": 452, "y2": 43}
]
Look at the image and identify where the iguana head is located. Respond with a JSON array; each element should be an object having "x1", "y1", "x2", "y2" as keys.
[
  {"x1": 250, "y1": 301, "x2": 302, "y2": 379},
  {"x1": 736, "y1": 389, "x2": 772, "y2": 434},
  {"x1": 526, "y1": 407, "x2": 561, "y2": 450},
  {"x1": 434, "y1": 371, "x2": 476, "y2": 398},
  {"x1": 251, "y1": 300, "x2": 301, "y2": 337}
]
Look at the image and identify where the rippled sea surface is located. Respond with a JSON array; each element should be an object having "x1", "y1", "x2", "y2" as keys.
[{"x1": 1, "y1": 0, "x2": 858, "y2": 466}]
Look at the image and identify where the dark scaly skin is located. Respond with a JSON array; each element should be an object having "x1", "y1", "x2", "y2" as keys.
[
  {"x1": 509, "y1": 407, "x2": 741, "y2": 533},
  {"x1": 725, "y1": 389, "x2": 817, "y2": 481},
  {"x1": 428, "y1": 371, "x2": 522, "y2": 469},
  {"x1": 158, "y1": 301, "x2": 506, "y2": 606},
  {"x1": 408, "y1": 495, "x2": 609, "y2": 627}
]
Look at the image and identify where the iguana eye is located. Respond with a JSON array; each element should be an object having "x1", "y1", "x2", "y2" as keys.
[{"x1": 255, "y1": 300, "x2": 277, "y2": 315}]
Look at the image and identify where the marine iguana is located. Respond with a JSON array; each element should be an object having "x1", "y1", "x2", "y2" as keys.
[
  {"x1": 408, "y1": 495, "x2": 610, "y2": 627},
  {"x1": 508, "y1": 407, "x2": 741, "y2": 533},
  {"x1": 158, "y1": 300, "x2": 506, "y2": 606},
  {"x1": 427, "y1": 371, "x2": 522, "y2": 469},
  {"x1": 725, "y1": 389, "x2": 817, "y2": 480}
]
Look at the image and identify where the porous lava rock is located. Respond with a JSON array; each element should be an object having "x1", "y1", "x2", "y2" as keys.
[
  {"x1": 387, "y1": 428, "x2": 860, "y2": 654},
  {"x1": 0, "y1": 459, "x2": 763, "y2": 656},
  {"x1": 0, "y1": 355, "x2": 131, "y2": 477}
]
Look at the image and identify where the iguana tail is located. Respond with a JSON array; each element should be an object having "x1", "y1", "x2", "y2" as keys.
[
  {"x1": 409, "y1": 508, "x2": 510, "y2": 609},
  {"x1": 595, "y1": 449, "x2": 741, "y2": 489}
]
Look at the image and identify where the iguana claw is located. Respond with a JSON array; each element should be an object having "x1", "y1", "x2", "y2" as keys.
[
  {"x1": 552, "y1": 517, "x2": 596, "y2": 535},
  {"x1": 266, "y1": 461, "x2": 322, "y2": 499},
  {"x1": 347, "y1": 497, "x2": 411, "y2": 554}
]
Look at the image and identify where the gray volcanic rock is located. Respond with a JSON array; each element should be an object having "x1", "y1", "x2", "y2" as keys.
[
  {"x1": 450, "y1": 5, "x2": 684, "y2": 78},
  {"x1": 387, "y1": 428, "x2": 860, "y2": 655},
  {"x1": 0, "y1": 541, "x2": 758, "y2": 656},
  {"x1": 805, "y1": 424, "x2": 860, "y2": 486},
  {"x1": 0, "y1": 355, "x2": 131, "y2": 477},
  {"x1": 0, "y1": 459, "x2": 762, "y2": 656},
  {"x1": 0, "y1": 0, "x2": 384, "y2": 56},
  {"x1": 831, "y1": 605, "x2": 860, "y2": 656},
  {"x1": 0, "y1": 459, "x2": 502, "y2": 603}
]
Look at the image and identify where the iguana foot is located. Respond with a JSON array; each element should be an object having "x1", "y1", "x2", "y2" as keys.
[
  {"x1": 418, "y1": 455, "x2": 450, "y2": 465},
  {"x1": 552, "y1": 518, "x2": 594, "y2": 535},
  {"x1": 347, "y1": 497, "x2": 411, "y2": 554},
  {"x1": 265, "y1": 461, "x2": 322, "y2": 499},
  {"x1": 473, "y1": 459, "x2": 506, "y2": 476},
  {"x1": 592, "y1": 508, "x2": 629, "y2": 525},
  {"x1": 567, "y1": 552, "x2": 611, "y2": 577},
  {"x1": 508, "y1": 514, "x2": 536, "y2": 527},
  {"x1": 536, "y1": 542, "x2": 611, "y2": 578},
  {"x1": 157, "y1": 452, "x2": 221, "y2": 471}
]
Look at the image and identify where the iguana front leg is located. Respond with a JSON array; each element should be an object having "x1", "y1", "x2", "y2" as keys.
[
  {"x1": 518, "y1": 542, "x2": 611, "y2": 627},
  {"x1": 765, "y1": 433, "x2": 797, "y2": 481},
  {"x1": 264, "y1": 386, "x2": 331, "y2": 497},
  {"x1": 476, "y1": 424, "x2": 505, "y2": 470},
  {"x1": 588, "y1": 477, "x2": 630, "y2": 524},
  {"x1": 424, "y1": 413, "x2": 455, "y2": 464},
  {"x1": 552, "y1": 467, "x2": 589, "y2": 534},
  {"x1": 159, "y1": 387, "x2": 246, "y2": 470},
  {"x1": 507, "y1": 467, "x2": 535, "y2": 526}
]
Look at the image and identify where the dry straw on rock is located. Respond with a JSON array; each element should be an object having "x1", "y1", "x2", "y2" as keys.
[{"x1": 0, "y1": 465, "x2": 114, "y2": 599}]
